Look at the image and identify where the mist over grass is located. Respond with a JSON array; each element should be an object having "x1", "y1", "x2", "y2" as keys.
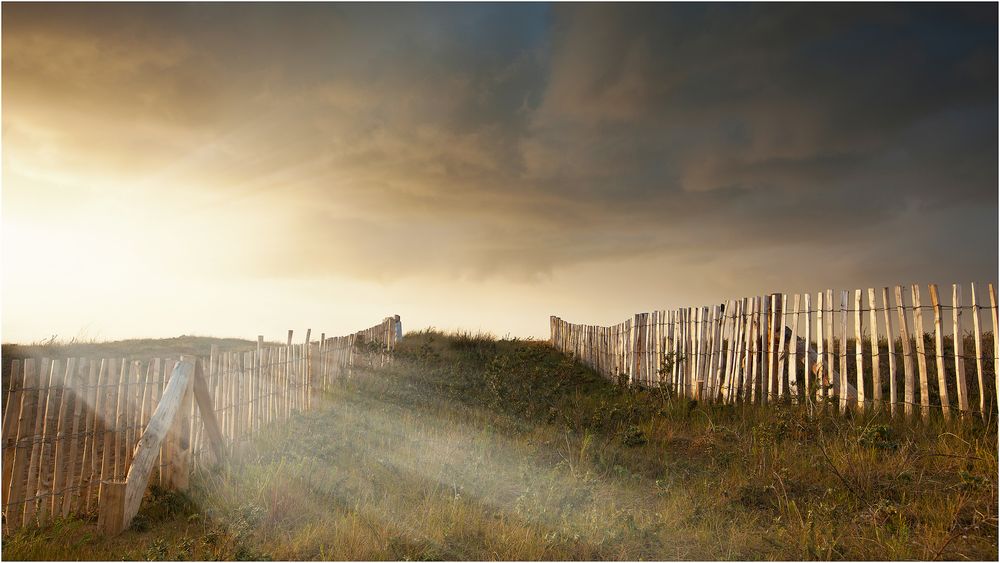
[{"x1": 4, "y1": 331, "x2": 997, "y2": 560}]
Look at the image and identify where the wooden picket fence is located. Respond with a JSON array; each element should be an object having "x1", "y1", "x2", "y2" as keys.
[
  {"x1": 551, "y1": 283, "x2": 999, "y2": 421},
  {"x1": 1, "y1": 316, "x2": 402, "y2": 533}
]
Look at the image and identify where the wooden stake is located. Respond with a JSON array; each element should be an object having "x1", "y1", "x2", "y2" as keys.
[
  {"x1": 750, "y1": 298, "x2": 760, "y2": 403},
  {"x1": 854, "y1": 289, "x2": 865, "y2": 412},
  {"x1": 951, "y1": 284, "x2": 969, "y2": 414},
  {"x1": 970, "y1": 283, "x2": 986, "y2": 417},
  {"x1": 2, "y1": 360, "x2": 24, "y2": 509},
  {"x1": 895, "y1": 286, "x2": 916, "y2": 419},
  {"x1": 21, "y1": 358, "x2": 49, "y2": 526},
  {"x1": 882, "y1": 288, "x2": 898, "y2": 417},
  {"x1": 989, "y1": 283, "x2": 999, "y2": 417},
  {"x1": 51, "y1": 359, "x2": 77, "y2": 516},
  {"x1": 839, "y1": 291, "x2": 850, "y2": 413},
  {"x1": 928, "y1": 284, "x2": 952, "y2": 420},
  {"x1": 36, "y1": 359, "x2": 66, "y2": 523},
  {"x1": 776, "y1": 296, "x2": 788, "y2": 401},
  {"x1": 803, "y1": 293, "x2": 812, "y2": 403},
  {"x1": 153, "y1": 359, "x2": 166, "y2": 486},
  {"x1": 98, "y1": 360, "x2": 119, "y2": 513},
  {"x1": 62, "y1": 360, "x2": 86, "y2": 516},
  {"x1": 743, "y1": 299, "x2": 754, "y2": 401},
  {"x1": 816, "y1": 292, "x2": 825, "y2": 404},
  {"x1": 826, "y1": 290, "x2": 836, "y2": 408},
  {"x1": 767, "y1": 295, "x2": 777, "y2": 403},
  {"x1": 867, "y1": 288, "x2": 882, "y2": 408},
  {"x1": 97, "y1": 480, "x2": 125, "y2": 536},
  {"x1": 722, "y1": 302, "x2": 737, "y2": 402},
  {"x1": 113, "y1": 359, "x2": 128, "y2": 480},
  {"x1": 6, "y1": 360, "x2": 35, "y2": 530},
  {"x1": 192, "y1": 360, "x2": 225, "y2": 467},
  {"x1": 912, "y1": 285, "x2": 931, "y2": 421},
  {"x1": 83, "y1": 359, "x2": 104, "y2": 514},
  {"x1": 714, "y1": 304, "x2": 727, "y2": 400}
]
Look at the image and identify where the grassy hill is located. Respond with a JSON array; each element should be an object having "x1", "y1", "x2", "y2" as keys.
[
  {"x1": 1, "y1": 336, "x2": 272, "y2": 396},
  {"x1": 3, "y1": 331, "x2": 997, "y2": 560}
]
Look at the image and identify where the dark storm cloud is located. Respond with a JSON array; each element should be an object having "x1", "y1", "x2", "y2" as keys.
[{"x1": 3, "y1": 2, "x2": 996, "y2": 285}]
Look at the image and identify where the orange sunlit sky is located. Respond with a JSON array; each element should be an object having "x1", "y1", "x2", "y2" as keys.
[{"x1": 2, "y1": 2, "x2": 998, "y2": 343}]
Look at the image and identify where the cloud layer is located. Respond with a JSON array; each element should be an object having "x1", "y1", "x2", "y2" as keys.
[{"x1": 2, "y1": 3, "x2": 997, "y2": 340}]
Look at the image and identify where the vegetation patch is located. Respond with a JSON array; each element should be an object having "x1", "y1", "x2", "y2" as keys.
[{"x1": 3, "y1": 331, "x2": 997, "y2": 560}]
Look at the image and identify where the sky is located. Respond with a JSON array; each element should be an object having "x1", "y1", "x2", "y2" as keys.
[{"x1": 2, "y1": 2, "x2": 997, "y2": 343}]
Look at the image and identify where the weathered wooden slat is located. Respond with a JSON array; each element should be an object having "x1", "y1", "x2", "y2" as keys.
[
  {"x1": 951, "y1": 284, "x2": 969, "y2": 414},
  {"x1": 867, "y1": 288, "x2": 882, "y2": 408},
  {"x1": 854, "y1": 289, "x2": 865, "y2": 411},
  {"x1": 36, "y1": 359, "x2": 67, "y2": 524},
  {"x1": 155, "y1": 360, "x2": 168, "y2": 486},
  {"x1": 732, "y1": 300, "x2": 746, "y2": 402},
  {"x1": 723, "y1": 299, "x2": 742, "y2": 403},
  {"x1": 990, "y1": 283, "x2": 999, "y2": 417},
  {"x1": 2, "y1": 360, "x2": 24, "y2": 509},
  {"x1": 776, "y1": 295, "x2": 788, "y2": 401},
  {"x1": 21, "y1": 358, "x2": 50, "y2": 525},
  {"x1": 911, "y1": 284, "x2": 931, "y2": 421},
  {"x1": 126, "y1": 361, "x2": 143, "y2": 471},
  {"x1": 767, "y1": 295, "x2": 777, "y2": 403},
  {"x1": 882, "y1": 288, "x2": 898, "y2": 416},
  {"x1": 895, "y1": 286, "x2": 916, "y2": 419},
  {"x1": 837, "y1": 291, "x2": 849, "y2": 413},
  {"x1": 970, "y1": 283, "x2": 986, "y2": 417},
  {"x1": 97, "y1": 481, "x2": 125, "y2": 536},
  {"x1": 50, "y1": 358, "x2": 75, "y2": 517},
  {"x1": 241, "y1": 350, "x2": 251, "y2": 439},
  {"x1": 678, "y1": 310, "x2": 686, "y2": 394},
  {"x1": 282, "y1": 345, "x2": 291, "y2": 419},
  {"x1": 699, "y1": 307, "x2": 709, "y2": 395},
  {"x1": 6, "y1": 359, "x2": 36, "y2": 530},
  {"x1": 120, "y1": 362, "x2": 134, "y2": 475},
  {"x1": 816, "y1": 291, "x2": 825, "y2": 404},
  {"x1": 235, "y1": 353, "x2": 244, "y2": 441},
  {"x1": 714, "y1": 304, "x2": 727, "y2": 401},
  {"x1": 112, "y1": 359, "x2": 129, "y2": 480},
  {"x1": 305, "y1": 329, "x2": 313, "y2": 410},
  {"x1": 826, "y1": 290, "x2": 837, "y2": 408},
  {"x1": 750, "y1": 297, "x2": 761, "y2": 403},
  {"x1": 928, "y1": 284, "x2": 952, "y2": 420},
  {"x1": 688, "y1": 308, "x2": 696, "y2": 396},
  {"x1": 789, "y1": 294, "x2": 800, "y2": 402},
  {"x1": 61, "y1": 360, "x2": 87, "y2": 516},
  {"x1": 743, "y1": 298, "x2": 755, "y2": 401},
  {"x1": 98, "y1": 359, "x2": 120, "y2": 513},
  {"x1": 83, "y1": 359, "x2": 105, "y2": 514},
  {"x1": 682, "y1": 307, "x2": 698, "y2": 397},
  {"x1": 696, "y1": 307, "x2": 713, "y2": 401},
  {"x1": 803, "y1": 293, "x2": 812, "y2": 403}
]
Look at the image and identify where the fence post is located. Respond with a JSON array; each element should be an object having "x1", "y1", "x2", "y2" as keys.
[
  {"x1": 97, "y1": 480, "x2": 126, "y2": 535},
  {"x1": 162, "y1": 359, "x2": 193, "y2": 491},
  {"x1": 631, "y1": 314, "x2": 642, "y2": 386},
  {"x1": 305, "y1": 329, "x2": 312, "y2": 410}
]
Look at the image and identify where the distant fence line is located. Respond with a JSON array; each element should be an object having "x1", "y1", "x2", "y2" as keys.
[
  {"x1": 551, "y1": 283, "x2": 999, "y2": 421},
  {"x1": 1, "y1": 316, "x2": 402, "y2": 533}
]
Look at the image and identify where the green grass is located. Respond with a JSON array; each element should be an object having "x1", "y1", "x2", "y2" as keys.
[{"x1": 3, "y1": 331, "x2": 997, "y2": 560}]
